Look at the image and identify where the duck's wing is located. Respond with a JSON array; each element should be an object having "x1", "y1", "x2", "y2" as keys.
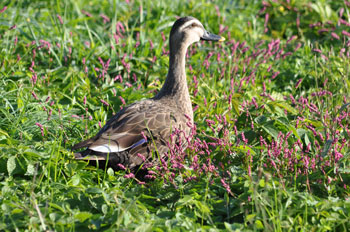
[
  {"x1": 70, "y1": 104, "x2": 134, "y2": 151},
  {"x1": 72, "y1": 100, "x2": 184, "y2": 157}
]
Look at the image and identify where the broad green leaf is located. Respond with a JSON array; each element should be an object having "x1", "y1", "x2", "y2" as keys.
[
  {"x1": 11, "y1": 208, "x2": 23, "y2": 214},
  {"x1": 255, "y1": 115, "x2": 267, "y2": 124},
  {"x1": 297, "y1": 129, "x2": 307, "y2": 138},
  {"x1": 277, "y1": 117, "x2": 300, "y2": 140},
  {"x1": 71, "y1": 174, "x2": 80, "y2": 186},
  {"x1": 86, "y1": 187, "x2": 102, "y2": 194},
  {"x1": 259, "y1": 179, "x2": 265, "y2": 187},
  {"x1": 234, "y1": 145, "x2": 256, "y2": 155},
  {"x1": 246, "y1": 213, "x2": 256, "y2": 221},
  {"x1": 176, "y1": 195, "x2": 193, "y2": 208},
  {"x1": 304, "y1": 119, "x2": 323, "y2": 128},
  {"x1": 25, "y1": 163, "x2": 35, "y2": 176},
  {"x1": 304, "y1": 133, "x2": 311, "y2": 148},
  {"x1": 102, "y1": 204, "x2": 108, "y2": 215},
  {"x1": 7, "y1": 156, "x2": 16, "y2": 176},
  {"x1": 224, "y1": 222, "x2": 243, "y2": 231},
  {"x1": 255, "y1": 219, "x2": 264, "y2": 229},
  {"x1": 194, "y1": 200, "x2": 210, "y2": 214},
  {"x1": 75, "y1": 211, "x2": 93, "y2": 222},
  {"x1": 321, "y1": 140, "x2": 333, "y2": 157},
  {"x1": 273, "y1": 101, "x2": 298, "y2": 115},
  {"x1": 262, "y1": 121, "x2": 279, "y2": 139}
]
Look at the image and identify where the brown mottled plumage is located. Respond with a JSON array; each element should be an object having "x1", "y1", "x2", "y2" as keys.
[{"x1": 72, "y1": 16, "x2": 224, "y2": 172}]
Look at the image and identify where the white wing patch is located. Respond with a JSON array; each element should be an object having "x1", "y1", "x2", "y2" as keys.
[
  {"x1": 89, "y1": 138, "x2": 147, "y2": 153},
  {"x1": 89, "y1": 144, "x2": 122, "y2": 153}
]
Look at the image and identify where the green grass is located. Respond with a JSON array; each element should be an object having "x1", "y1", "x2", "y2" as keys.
[{"x1": 1, "y1": 0, "x2": 350, "y2": 231}]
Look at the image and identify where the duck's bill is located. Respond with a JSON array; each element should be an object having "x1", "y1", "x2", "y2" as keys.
[{"x1": 201, "y1": 30, "x2": 225, "y2": 42}]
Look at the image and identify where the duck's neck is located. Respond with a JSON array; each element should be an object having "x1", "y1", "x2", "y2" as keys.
[
  {"x1": 154, "y1": 42, "x2": 193, "y2": 120},
  {"x1": 156, "y1": 43, "x2": 188, "y2": 99}
]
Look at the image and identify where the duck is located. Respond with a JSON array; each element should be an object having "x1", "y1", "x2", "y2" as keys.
[{"x1": 72, "y1": 16, "x2": 225, "y2": 172}]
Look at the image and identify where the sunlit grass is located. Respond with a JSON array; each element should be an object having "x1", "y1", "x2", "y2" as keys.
[{"x1": 0, "y1": 0, "x2": 349, "y2": 231}]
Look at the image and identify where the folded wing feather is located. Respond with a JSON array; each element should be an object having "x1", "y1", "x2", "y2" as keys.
[{"x1": 72, "y1": 100, "x2": 186, "y2": 162}]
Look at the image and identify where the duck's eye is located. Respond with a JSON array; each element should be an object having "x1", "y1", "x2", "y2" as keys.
[{"x1": 191, "y1": 23, "x2": 196, "y2": 28}]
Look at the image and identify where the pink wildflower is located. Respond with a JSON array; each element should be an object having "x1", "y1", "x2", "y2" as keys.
[
  {"x1": 35, "y1": 123, "x2": 44, "y2": 137},
  {"x1": 0, "y1": 6, "x2": 7, "y2": 13},
  {"x1": 119, "y1": 96, "x2": 126, "y2": 105},
  {"x1": 220, "y1": 178, "x2": 232, "y2": 194},
  {"x1": 295, "y1": 79, "x2": 302, "y2": 88},
  {"x1": 100, "y1": 99, "x2": 109, "y2": 106},
  {"x1": 136, "y1": 153, "x2": 146, "y2": 162},
  {"x1": 342, "y1": 30, "x2": 350, "y2": 38},
  {"x1": 31, "y1": 91, "x2": 39, "y2": 100},
  {"x1": 141, "y1": 131, "x2": 148, "y2": 142},
  {"x1": 81, "y1": 10, "x2": 92, "y2": 17},
  {"x1": 124, "y1": 173, "x2": 135, "y2": 179},
  {"x1": 100, "y1": 14, "x2": 110, "y2": 24},
  {"x1": 331, "y1": 32, "x2": 340, "y2": 40},
  {"x1": 56, "y1": 14, "x2": 63, "y2": 24}
]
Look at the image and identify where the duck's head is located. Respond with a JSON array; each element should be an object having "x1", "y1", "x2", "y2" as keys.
[{"x1": 169, "y1": 16, "x2": 225, "y2": 50}]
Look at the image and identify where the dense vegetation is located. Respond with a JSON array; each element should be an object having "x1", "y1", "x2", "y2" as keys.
[{"x1": 1, "y1": 0, "x2": 349, "y2": 231}]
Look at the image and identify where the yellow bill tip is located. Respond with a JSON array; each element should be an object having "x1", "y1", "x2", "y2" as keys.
[{"x1": 219, "y1": 36, "x2": 226, "y2": 42}]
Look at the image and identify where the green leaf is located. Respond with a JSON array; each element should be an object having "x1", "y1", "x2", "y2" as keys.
[
  {"x1": 246, "y1": 213, "x2": 256, "y2": 221},
  {"x1": 86, "y1": 188, "x2": 102, "y2": 194},
  {"x1": 304, "y1": 133, "x2": 311, "y2": 148},
  {"x1": 102, "y1": 204, "x2": 108, "y2": 215},
  {"x1": 262, "y1": 121, "x2": 279, "y2": 139},
  {"x1": 11, "y1": 208, "x2": 23, "y2": 214},
  {"x1": 255, "y1": 115, "x2": 267, "y2": 124},
  {"x1": 7, "y1": 156, "x2": 16, "y2": 176},
  {"x1": 25, "y1": 163, "x2": 35, "y2": 176},
  {"x1": 304, "y1": 119, "x2": 323, "y2": 128},
  {"x1": 71, "y1": 174, "x2": 80, "y2": 186},
  {"x1": 259, "y1": 179, "x2": 265, "y2": 187},
  {"x1": 234, "y1": 145, "x2": 256, "y2": 155},
  {"x1": 224, "y1": 222, "x2": 243, "y2": 231},
  {"x1": 107, "y1": 167, "x2": 114, "y2": 176},
  {"x1": 273, "y1": 101, "x2": 298, "y2": 115},
  {"x1": 297, "y1": 129, "x2": 307, "y2": 138},
  {"x1": 277, "y1": 117, "x2": 300, "y2": 140},
  {"x1": 231, "y1": 98, "x2": 241, "y2": 115},
  {"x1": 49, "y1": 213, "x2": 60, "y2": 222},
  {"x1": 0, "y1": 129, "x2": 9, "y2": 138},
  {"x1": 194, "y1": 200, "x2": 210, "y2": 214},
  {"x1": 255, "y1": 219, "x2": 264, "y2": 229},
  {"x1": 23, "y1": 150, "x2": 42, "y2": 159},
  {"x1": 75, "y1": 211, "x2": 93, "y2": 222},
  {"x1": 321, "y1": 140, "x2": 333, "y2": 157},
  {"x1": 49, "y1": 203, "x2": 65, "y2": 213}
]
